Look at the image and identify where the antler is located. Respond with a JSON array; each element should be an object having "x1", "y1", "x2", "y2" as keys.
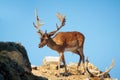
[
  {"x1": 48, "y1": 13, "x2": 66, "y2": 36},
  {"x1": 33, "y1": 9, "x2": 44, "y2": 36},
  {"x1": 86, "y1": 58, "x2": 114, "y2": 78},
  {"x1": 98, "y1": 59, "x2": 114, "y2": 77},
  {"x1": 86, "y1": 57, "x2": 95, "y2": 77}
]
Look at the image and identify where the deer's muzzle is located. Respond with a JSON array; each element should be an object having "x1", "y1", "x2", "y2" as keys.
[{"x1": 38, "y1": 44, "x2": 43, "y2": 48}]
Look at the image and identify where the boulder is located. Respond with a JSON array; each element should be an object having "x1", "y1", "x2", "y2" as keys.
[
  {"x1": 0, "y1": 42, "x2": 47, "y2": 80},
  {"x1": 0, "y1": 42, "x2": 31, "y2": 73}
]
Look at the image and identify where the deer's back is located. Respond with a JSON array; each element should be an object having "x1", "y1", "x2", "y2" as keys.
[{"x1": 53, "y1": 31, "x2": 85, "y2": 47}]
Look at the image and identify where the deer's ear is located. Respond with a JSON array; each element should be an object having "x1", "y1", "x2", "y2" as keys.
[
  {"x1": 48, "y1": 32, "x2": 55, "y2": 37},
  {"x1": 44, "y1": 30, "x2": 52, "y2": 38}
]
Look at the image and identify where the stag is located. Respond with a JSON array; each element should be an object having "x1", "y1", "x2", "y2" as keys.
[{"x1": 33, "y1": 10, "x2": 85, "y2": 76}]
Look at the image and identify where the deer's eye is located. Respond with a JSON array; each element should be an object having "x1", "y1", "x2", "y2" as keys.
[{"x1": 41, "y1": 38, "x2": 44, "y2": 42}]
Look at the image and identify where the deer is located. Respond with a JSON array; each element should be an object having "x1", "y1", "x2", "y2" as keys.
[{"x1": 33, "y1": 9, "x2": 85, "y2": 76}]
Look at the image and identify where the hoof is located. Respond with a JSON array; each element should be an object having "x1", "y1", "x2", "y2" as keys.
[
  {"x1": 63, "y1": 73, "x2": 69, "y2": 76},
  {"x1": 81, "y1": 72, "x2": 85, "y2": 75},
  {"x1": 55, "y1": 74, "x2": 60, "y2": 77},
  {"x1": 55, "y1": 72, "x2": 70, "y2": 77},
  {"x1": 60, "y1": 72, "x2": 70, "y2": 76},
  {"x1": 77, "y1": 70, "x2": 85, "y2": 75}
]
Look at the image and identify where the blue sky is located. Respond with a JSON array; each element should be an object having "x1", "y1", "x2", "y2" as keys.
[{"x1": 0, "y1": 0, "x2": 120, "y2": 78}]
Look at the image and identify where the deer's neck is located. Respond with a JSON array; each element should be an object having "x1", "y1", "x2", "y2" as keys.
[{"x1": 47, "y1": 38, "x2": 61, "y2": 52}]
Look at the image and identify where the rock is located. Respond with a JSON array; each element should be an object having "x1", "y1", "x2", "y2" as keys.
[
  {"x1": 32, "y1": 62, "x2": 117, "y2": 80},
  {"x1": 0, "y1": 42, "x2": 48, "y2": 80},
  {"x1": 42, "y1": 56, "x2": 59, "y2": 65},
  {"x1": 0, "y1": 42, "x2": 31, "y2": 73},
  {"x1": 0, "y1": 55, "x2": 25, "y2": 80},
  {"x1": 0, "y1": 73, "x2": 4, "y2": 80}
]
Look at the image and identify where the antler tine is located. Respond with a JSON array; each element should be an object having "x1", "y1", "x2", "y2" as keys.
[
  {"x1": 33, "y1": 9, "x2": 44, "y2": 36},
  {"x1": 85, "y1": 57, "x2": 95, "y2": 77},
  {"x1": 33, "y1": 9, "x2": 39, "y2": 29},
  {"x1": 56, "y1": 13, "x2": 66, "y2": 30},
  {"x1": 48, "y1": 13, "x2": 66, "y2": 36},
  {"x1": 98, "y1": 59, "x2": 114, "y2": 77}
]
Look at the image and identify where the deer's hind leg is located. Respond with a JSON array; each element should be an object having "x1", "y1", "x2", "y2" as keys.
[{"x1": 76, "y1": 47, "x2": 85, "y2": 74}]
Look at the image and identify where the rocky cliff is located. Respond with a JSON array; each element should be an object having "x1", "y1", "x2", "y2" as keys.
[{"x1": 0, "y1": 42, "x2": 47, "y2": 80}]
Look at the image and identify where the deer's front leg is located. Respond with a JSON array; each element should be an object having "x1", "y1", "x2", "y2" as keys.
[
  {"x1": 57, "y1": 52, "x2": 63, "y2": 76},
  {"x1": 58, "y1": 52, "x2": 69, "y2": 76},
  {"x1": 62, "y1": 54, "x2": 69, "y2": 76}
]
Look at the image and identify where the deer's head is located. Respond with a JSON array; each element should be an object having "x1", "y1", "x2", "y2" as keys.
[
  {"x1": 33, "y1": 9, "x2": 66, "y2": 48},
  {"x1": 38, "y1": 31, "x2": 51, "y2": 48}
]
